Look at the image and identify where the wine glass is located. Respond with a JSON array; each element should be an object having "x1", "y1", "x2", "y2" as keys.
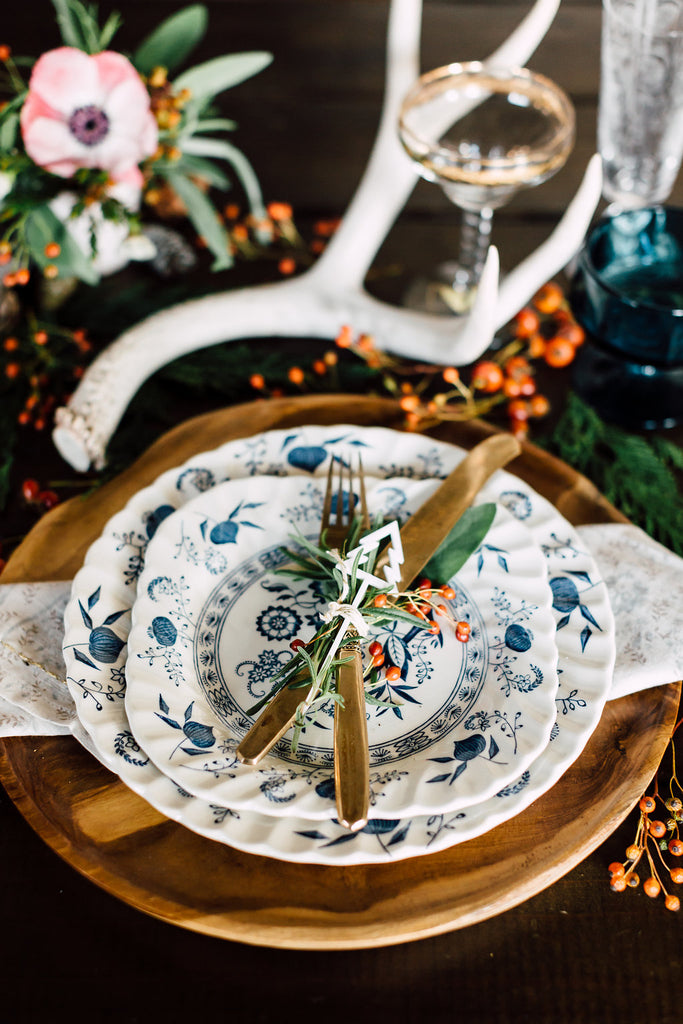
[{"x1": 398, "y1": 61, "x2": 576, "y2": 312}]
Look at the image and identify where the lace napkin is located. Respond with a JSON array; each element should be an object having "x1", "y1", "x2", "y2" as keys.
[{"x1": 0, "y1": 524, "x2": 681, "y2": 740}]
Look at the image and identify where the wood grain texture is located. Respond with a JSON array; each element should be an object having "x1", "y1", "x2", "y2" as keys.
[{"x1": 0, "y1": 396, "x2": 678, "y2": 949}]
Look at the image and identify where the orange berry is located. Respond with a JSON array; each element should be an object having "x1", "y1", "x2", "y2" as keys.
[
  {"x1": 665, "y1": 894, "x2": 681, "y2": 911},
  {"x1": 357, "y1": 334, "x2": 374, "y2": 353},
  {"x1": 507, "y1": 399, "x2": 529, "y2": 422},
  {"x1": 626, "y1": 873, "x2": 640, "y2": 888},
  {"x1": 442, "y1": 366, "x2": 460, "y2": 385},
  {"x1": 313, "y1": 218, "x2": 340, "y2": 237},
  {"x1": 456, "y1": 620, "x2": 471, "y2": 635},
  {"x1": 556, "y1": 321, "x2": 585, "y2": 347},
  {"x1": 3, "y1": 336, "x2": 19, "y2": 351},
  {"x1": 471, "y1": 360, "x2": 504, "y2": 393},
  {"x1": 428, "y1": 620, "x2": 440, "y2": 634},
  {"x1": 278, "y1": 257, "x2": 296, "y2": 275},
  {"x1": 527, "y1": 333, "x2": 546, "y2": 359},
  {"x1": 287, "y1": 366, "x2": 304, "y2": 385},
  {"x1": 649, "y1": 819, "x2": 667, "y2": 838},
  {"x1": 625, "y1": 843, "x2": 641, "y2": 861},
  {"x1": 232, "y1": 224, "x2": 248, "y2": 242},
  {"x1": 17, "y1": 410, "x2": 31, "y2": 425},
  {"x1": 267, "y1": 201, "x2": 293, "y2": 221},
  {"x1": 368, "y1": 641, "x2": 383, "y2": 657},
  {"x1": 224, "y1": 203, "x2": 240, "y2": 219},
  {"x1": 373, "y1": 593, "x2": 388, "y2": 607},
  {"x1": 668, "y1": 838, "x2": 683, "y2": 856},
  {"x1": 312, "y1": 359, "x2": 327, "y2": 376},
  {"x1": 670, "y1": 866, "x2": 683, "y2": 884},
  {"x1": 3, "y1": 272, "x2": 16, "y2": 287},
  {"x1": 44, "y1": 264, "x2": 59, "y2": 279},
  {"x1": 5, "y1": 362, "x2": 20, "y2": 379},
  {"x1": 608, "y1": 862, "x2": 625, "y2": 879},
  {"x1": 503, "y1": 377, "x2": 522, "y2": 398},
  {"x1": 399, "y1": 394, "x2": 420, "y2": 412},
  {"x1": 385, "y1": 665, "x2": 401, "y2": 681},
  {"x1": 249, "y1": 373, "x2": 265, "y2": 390},
  {"x1": 310, "y1": 238, "x2": 325, "y2": 255},
  {"x1": 529, "y1": 393, "x2": 550, "y2": 418},
  {"x1": 404, "y1": 411, "x2": 421, "y2": 430},
  {"x1": 513, "y1": 306, "x2": 540, "y2": 338},
  {"x1": 336, "y1": 325, "x2": 353, "y2": 348},
  {"x1": 372, "y1": 652, "x2": 385, "y2": 668},
  {"x1": 0, "y1": 45, "x2": 11, "y2": 62},
  {"x1": 610, "y1": 877, "x2": 627, "y2": 892},
  {"x1": 511, "y1": 421, "x2": 529, "y2": 442},
  {"x1": 504, "y1": 355, "x2": 531, "y2": 379},
  {"x1": 323, "y1": 350, "x2": 338, "y2": 367},
  {"x1": 544, "y1": 337, "x2": 576, "y2": 368},
  {"x1": 440, "y1": 585, "x2": 456, "y2": 600},
  {"x1": 640, "y1": 795, "x2": 656, "y2": 813},
  {"x1": 0, "y1": 249, "x2": 11, "y2": 265},
  {"x1": 417, "y1": 578, "x2": 432, "y2": 592},
  {"x1": 435, "y1": 603, "x2": 448, "y2": 616},
  {"x1": 33, "y1": 330, "x2": 49, "y2": 346},
  {"x1": 44, "y1": 242, "x2": 61, "y2": 259},
  {"x1": 643, "y1": 876, "x2": 661, "y2": 898},
  {"x1": 533, "y1": 281, "x2": 564, "y2": 314},
  {"x1": 14, "y1": 268, "x2": 30, "y2": 285}
]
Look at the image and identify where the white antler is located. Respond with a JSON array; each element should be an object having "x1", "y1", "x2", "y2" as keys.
[{"x1": 54, "y1": 0, "x2": 599, "y2": 472}]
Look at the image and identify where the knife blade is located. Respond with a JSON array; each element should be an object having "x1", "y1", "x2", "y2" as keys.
[{"x1": 235, "y1": 431, "x2": 521, "y2": 765}]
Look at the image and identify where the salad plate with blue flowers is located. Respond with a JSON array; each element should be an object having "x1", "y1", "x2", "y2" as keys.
[
  {"x1": 62, "y1": 424, "x2": 615, "y2": 864},
  {"x1": 122, "y1": 473, "x2": 558, "y2": 819}
]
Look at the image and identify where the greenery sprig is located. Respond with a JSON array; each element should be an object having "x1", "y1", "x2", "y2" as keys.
[{"x1": 247, "y1": 502, "x2": 495, "y2": 750}]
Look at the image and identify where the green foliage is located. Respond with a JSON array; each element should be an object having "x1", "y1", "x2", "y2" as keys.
[
  {"x1": 174, "y1": 52, "x2": 273, "y2": 109},
  {"x1": 133, "y1": 5, "x2": 208, "y2": 76},
  {"x1": 51, "y1": 0, "x2": 122, "y2": 54},
  {"x1": 539, "y1": 392, "x2": 683, "y2": 554},
  {"x1": 421, "y1": 503, "x2": 497, "y2": 584},
  {"x1": 160, "y1": 172, "x2": 232, "y2": 271}
]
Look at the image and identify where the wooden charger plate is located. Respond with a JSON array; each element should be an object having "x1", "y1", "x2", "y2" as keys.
[{"x1": 0, "y1": 395, "x2": 679, "y2": 949}]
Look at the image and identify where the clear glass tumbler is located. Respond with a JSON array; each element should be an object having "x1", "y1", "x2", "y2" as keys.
[{"x1": 599, "y1": 0, "x2": 683, "y2": 207}]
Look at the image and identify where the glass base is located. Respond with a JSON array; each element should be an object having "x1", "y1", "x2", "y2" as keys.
[
  {"x1": 401, "y1": 261, "x2": 478, "y2": 316},
  {"x1": 572, "y1": 341, "x2": 683, "y2": 430}
]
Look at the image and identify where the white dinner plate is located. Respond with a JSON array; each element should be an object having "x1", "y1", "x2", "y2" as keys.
[
  {"x1": 123, "y1": 474, "x2": 558, "y2": 819},
  {"x1": 62, "y1": 424, "x2": 614, "y2": 864}
]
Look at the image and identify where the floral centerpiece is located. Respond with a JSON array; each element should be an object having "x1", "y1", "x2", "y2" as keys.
[{"x1": 0, "y1": 0, "x2": 271, "y2": 284}]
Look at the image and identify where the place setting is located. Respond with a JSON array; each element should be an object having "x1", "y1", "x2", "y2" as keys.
[{"x1": 1, "y1": 0, "x2": 683, "y2": 958}]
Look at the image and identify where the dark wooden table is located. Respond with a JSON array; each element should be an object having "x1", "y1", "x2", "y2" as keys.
[{"x1": 2, "y1": 3, "x2": 682, "y2": 1022}]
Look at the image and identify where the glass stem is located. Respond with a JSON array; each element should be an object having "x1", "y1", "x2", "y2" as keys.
[{"x1": 452, "y1": 206, "x2": 494, "y2": 294}]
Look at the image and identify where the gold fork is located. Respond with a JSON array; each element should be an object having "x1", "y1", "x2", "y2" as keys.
[
  {"x1": 235, "y1": 457, "x2": 370, "y2": 801},
  {"x1": 322, "y1": 458, "x2": 371, "y2": 831}
]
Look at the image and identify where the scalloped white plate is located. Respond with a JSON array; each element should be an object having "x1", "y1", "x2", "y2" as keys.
[
  {"x1": 123, "y1": 474, "x2": 558, "y2": 819},
  {"x1": 62, "y1": 425, "x2": 614, "y2": 864}
]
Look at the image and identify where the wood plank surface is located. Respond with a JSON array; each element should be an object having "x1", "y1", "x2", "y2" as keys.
[{"x1": 0, "y1": 396, "x2": 679, "y2": 949}]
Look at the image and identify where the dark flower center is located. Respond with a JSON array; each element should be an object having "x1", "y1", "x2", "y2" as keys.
[{"x1": 68, "y1": 105, "x2": 110, "y2": 146}]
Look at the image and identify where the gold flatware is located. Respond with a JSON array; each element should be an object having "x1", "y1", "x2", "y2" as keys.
[
  {"x1": 323, "y1": 459, "x2": 371, "y2": 832},
  {"x1": 374, "y1": 432, "x2": 521, "y2": 587},
  {"x1": 236, "y1": 432, "x2": 522, "y2": 772}
]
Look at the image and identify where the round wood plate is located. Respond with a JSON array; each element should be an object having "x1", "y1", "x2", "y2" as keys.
[{"x1": 0, "y1": 395, "x2": 679, "y2": 949}]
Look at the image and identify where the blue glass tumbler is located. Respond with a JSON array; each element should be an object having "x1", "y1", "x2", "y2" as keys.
[{"x1": 569, "y1": 206, "x2": 683, "y2": 429}]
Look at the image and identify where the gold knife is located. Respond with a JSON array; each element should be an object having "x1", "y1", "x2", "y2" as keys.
[{"x1": 235, "y1": 431, "x2": 522, "y2": 766}]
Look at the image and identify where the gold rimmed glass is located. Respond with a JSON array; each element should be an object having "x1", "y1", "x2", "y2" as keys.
[{"x1": 398, "y1": 61, "x2": 576, "y2": 311}]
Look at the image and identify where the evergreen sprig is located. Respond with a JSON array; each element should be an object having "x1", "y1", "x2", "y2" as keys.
[{"x1": 539, "y1": 392, "x2": 683, "y2": 555}]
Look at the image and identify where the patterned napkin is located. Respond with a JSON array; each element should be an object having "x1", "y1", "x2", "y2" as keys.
[{"x1": 0, "y1": 524, "x2": 681, "y2": 739}]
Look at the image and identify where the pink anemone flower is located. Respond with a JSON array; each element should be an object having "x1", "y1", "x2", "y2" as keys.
[{"x1": 20, "y1": 46, "x2": 158, "y2": 186}]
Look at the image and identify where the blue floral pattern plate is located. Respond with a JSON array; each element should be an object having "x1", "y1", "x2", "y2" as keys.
[
  {"x1": 62, "y1": 425, "x2": 615, "y2": 864},
  {"x1": 122, "y1": 475, "x2": 558, "y2": 819}
]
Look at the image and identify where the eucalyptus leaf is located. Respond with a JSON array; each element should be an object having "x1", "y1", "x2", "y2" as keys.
[
  {"x1": 420, "y1": 503, "x2": 497, "y2": 584},
  {"x1": 172, "y1": 154, "x2": 232, "y2": 190},
  {"x1": 0, "y1": 112, "x2": 19, "y2": 152},
  {"x1": 133, "y1": 5, "x2": 208, "y2": 75},
  {"x1": 174, "y1": 51, "x2": 272, "y2": 103},
  {"x1": 193, "y1": 118, "x2": 238, "y2": 133},
  {"x1": 25, "y1": 204, "x2": 100, "y2": 285},
  {"x1": 163, "y1": 171, "x2": 232, "y2": 271}
]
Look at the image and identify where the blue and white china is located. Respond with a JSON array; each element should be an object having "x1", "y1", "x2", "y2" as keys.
[
  {"x1": 123, "y1": 475, "x2": 559, "y2": 819},
  {"x1": 62, "y1": 425, "x2": 615, "y2": 865}
]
